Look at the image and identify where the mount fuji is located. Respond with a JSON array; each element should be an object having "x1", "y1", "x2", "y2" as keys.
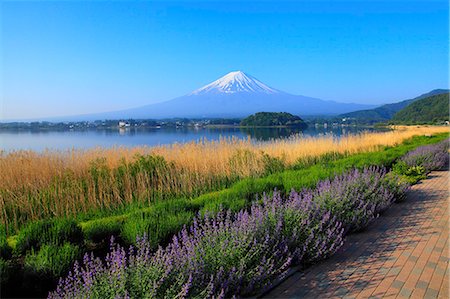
[
  {"x1": 189, "y1": 71, "x2": 280, "y2": 95},
  {"x1": 72, "y1": 71, "x2": 375, "y2": 120}
]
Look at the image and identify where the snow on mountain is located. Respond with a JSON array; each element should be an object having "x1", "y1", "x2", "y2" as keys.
[
  {"x1": 41, "y1": 71, "x2": 376, "y2": 121},
  {"x1": 189, "y1": 71, "x2": 280, "y2": 95}
]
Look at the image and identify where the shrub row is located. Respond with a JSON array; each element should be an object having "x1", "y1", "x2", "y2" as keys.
[
  {"x1": 49, "y1": 166, "x2": 409, "y2": 298},
  {"x1": 0, "y1": 219, "x2": 85, "y2": 296},
  {"x1": 393, "y1": 138, "x2": 449, "y2": 184},
  {"x1": 14, "y1": 219, "x2": 84, "y2": 255},
  {"x1": 400, "y1": 139, "x2": 449, "y2": 172},
  {"x1": 75, "y1": 134, "x2": 447, "y2": 252}
]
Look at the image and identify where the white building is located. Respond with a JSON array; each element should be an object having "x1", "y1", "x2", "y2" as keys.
[{"x1": 118, "y1": 121, "x2": 130, "y2": 128}]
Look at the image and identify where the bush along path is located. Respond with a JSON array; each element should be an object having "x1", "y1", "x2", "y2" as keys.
[
  {"x1": 264, "y1": 159, "x2": 449, "y2": 298},
  {"x1": 47, "y1": 139, "x2": 449, "y2": 298}
]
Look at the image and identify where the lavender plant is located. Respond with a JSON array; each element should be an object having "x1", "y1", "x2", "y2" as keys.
[
  {"x1": 49, "y1": 193, "x2": 344, "y2": 298},
  {"x1": 401, "y1": 139, "x2": 449, "y2": 173},
  {"x1": 49, "y1": 166, "x2": 408, "y2": 299},
  {"x1": 312, "y1": 167, "x2": 409, "y2": 232}
]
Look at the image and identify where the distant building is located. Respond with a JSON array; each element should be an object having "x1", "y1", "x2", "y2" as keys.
[{"x1": 118, "y1": 121, "x2": 130, "y2": 128}]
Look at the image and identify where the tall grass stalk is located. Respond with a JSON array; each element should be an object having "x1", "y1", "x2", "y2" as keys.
[{"x1": 1, "y1": 126, "x2": 448, "y2": 232}]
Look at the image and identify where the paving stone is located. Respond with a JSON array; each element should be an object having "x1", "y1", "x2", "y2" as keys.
[
  {"x1": 412, "y1": 267, "x2": 423, "y2": 275},
  {"x1": 424, "y1": 288, "x2": 439, "y2": 299},
  {"x1": 434, "y1": 266, "x2": 446, "y2": 276},
  {"x1": 426, "y1": 261, "x2": 438, "y2": 269},
  {"x1": 378, "y1": 267, "x2": 390, "y2": 275},
  {"x1": 399, "y1": 287, "x2": 413, "y2": 297},
  {"x1": 389, "y1": 267, "x2": 401, "y2": 276},
  {"x1": 263, "y1": 171, "x2": 449, "y2": 299},
  {"x1": 391, "y1": 280, "x2": 405, "y2": 289},
  {"x1": 438, "y1": 256, "x2": 448, "y2": 262},
  {"x1": 416, "y1": 280, "x2": 429, "y2": 290},
  {"x1": 408, "y1": 255, "x2": 419, "y2": 262}
]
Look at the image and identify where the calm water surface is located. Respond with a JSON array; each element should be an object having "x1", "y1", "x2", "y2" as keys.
[{"x1": 0, "y1": 126, "x2": 385, "y2": 152}]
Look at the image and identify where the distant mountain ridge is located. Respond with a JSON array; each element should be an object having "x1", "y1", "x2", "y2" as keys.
[
  {"x1": 391, "y1": 93, "x2": 449, "y2": 124},
  {"x1": 72, "y1": 71, "x2": 374, "y2": 121},
  {"x1": 340, "y1": 89, "x2": 449, "y2": 123}
]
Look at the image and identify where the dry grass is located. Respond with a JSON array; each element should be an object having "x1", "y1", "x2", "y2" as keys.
[
  {"x1": 260, "y1": 126, "x2": 446, "y2": 163},
  {"x1": 1, "y1": 126, "x2": 448, "y2": 232}
]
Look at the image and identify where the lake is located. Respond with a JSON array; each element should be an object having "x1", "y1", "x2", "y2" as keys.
[{"x1": 0, "y1": 126, "x2": 385, "y2": 151}]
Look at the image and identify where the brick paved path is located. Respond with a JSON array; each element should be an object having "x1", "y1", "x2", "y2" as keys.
[{"x1": 264, "y1": 171, "x2": 449, "y2": 299}]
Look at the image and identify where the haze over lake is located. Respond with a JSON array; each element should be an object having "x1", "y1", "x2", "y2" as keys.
[{"x1": 0, "y1": 126, "x2": 385, "y2": 152}]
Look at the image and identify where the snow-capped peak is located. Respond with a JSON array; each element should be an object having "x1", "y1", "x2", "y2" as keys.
[{"x1": 189, "y1": 71, "x2": 280, "y2": 95}]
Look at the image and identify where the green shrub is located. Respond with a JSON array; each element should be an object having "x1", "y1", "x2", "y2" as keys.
[
  {"x1": 0, "y1": 226, "x2": 12, "y2": 260},
  {"x1": 115, "y1": 154, "x2": 179, "y2": 201},
  {"x1": 128, "y1": 154, "x2": 171, "y2": 177},
  {"x1": 121, "y1": 199, "x2": 196, "y2": 248},
  {"x1": 261, "y1": 152, "x2": 285, "y2": 175},
  {"x1": 392, "y1": 161, "x2": 426, "y2": 184},
  {"x1": 383, "y1": 172, "x2": 411, "y2": 202},
  {"x1": 199, "y1": 195, "x2": 247, "y2": 215},
  {"x1": 15, "y1": 219, "x2": 83, "y2": 254},
  {"x1": 25, "y1": 243, "x2": 81, "y2": 277},
  {"x1": 83, "y1": 218, "x2": 124, "y2": 244},
  {"x1": 293, "y1": 151, "x2": 346, "y2": 169},
  {"x1": 193, "y1": 176, "x2": 284, "y2": 215}
]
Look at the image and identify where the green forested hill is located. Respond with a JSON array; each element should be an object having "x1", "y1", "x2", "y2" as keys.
[
  {"x1": 339, "y1": 89, "x2": 449, "y2": 124},
  {"x1": 391, "y1": 93, "x2": 449, "y2": 124},
  {"x1": 240, "y1": 112, "x2": 307, "y2": 128}
]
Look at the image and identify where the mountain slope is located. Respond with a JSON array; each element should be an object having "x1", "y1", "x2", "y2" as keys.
[
  {"x1": 87, "y1": 71, "x2": 373, "y2": 120},
  {"x1": 391, "y1": 93, "x2": 449, "y2": 124},
  {"x1": 340, "y1": 89, "x2": 449, "y2": 124},
  {"x1": 30, "y1": 71, "x2": 374, "y2": 121},
  {"x1": 189, "y1": 71, "x2": 280, "y2": 95},
  {"x1": 107, "y1": 94, "x2": 371, "y2": 119}
]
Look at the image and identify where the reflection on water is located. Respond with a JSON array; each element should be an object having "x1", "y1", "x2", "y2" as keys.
[
  {"x1": 239, "y1": 126, "x2": 380, "y2": 140},
  {"x1": 0, "y1": 126, "x2": 387, "y2": 151}
]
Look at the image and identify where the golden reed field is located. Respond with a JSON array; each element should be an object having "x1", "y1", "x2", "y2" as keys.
[{"x1": 1, "y1": 126, "x2": 448, "y2": 232}]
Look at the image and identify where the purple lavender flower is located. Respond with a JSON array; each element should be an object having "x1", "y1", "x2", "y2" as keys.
[
  {"x1": 401, "y1": 139, "x2": 449, "y2": 172},
  {"x1": 49, "y1": 166, "x2": 408, "y2": 298}
]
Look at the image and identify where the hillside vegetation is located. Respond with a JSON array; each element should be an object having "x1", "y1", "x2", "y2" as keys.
[
  {"x1": 240, "y1": 112, "x2": 307, "y2": 128},
  {"x1": 391, "y1": 93, "x2": 449, "y2": 124},
  {"x1": 340, "y1": 89, "x2": 449, "y2": 124}
]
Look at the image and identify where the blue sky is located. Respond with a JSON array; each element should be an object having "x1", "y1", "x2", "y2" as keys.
[{"x1": 1, "y1": 0, "x2": 448, "y2": 119}]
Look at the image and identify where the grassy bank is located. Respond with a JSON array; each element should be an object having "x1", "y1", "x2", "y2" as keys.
[
  {"x1": 48, "y1": 138, "x2": 449, "y2": 298},
  {"x1": 1, "y1": 130, "x2": 448, "y2": 297},
  {"x1": 1, "y1": 126, "x2": 448, "y2": 234}
]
